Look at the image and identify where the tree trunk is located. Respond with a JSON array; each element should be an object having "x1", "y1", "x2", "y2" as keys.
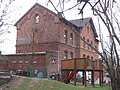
[
  {"x1": 111, "y1": 79, "x2": 120, "y2": 90},
  {"x1": 110, "y1": 67, "x2": 120, "y2": 90}
]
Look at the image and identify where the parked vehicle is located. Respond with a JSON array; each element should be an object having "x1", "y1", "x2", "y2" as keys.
[{"x1": 49, "y1": 72, "x2": 59, "y2": 80}]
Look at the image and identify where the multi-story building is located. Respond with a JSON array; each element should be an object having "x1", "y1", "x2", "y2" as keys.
[{"x1": 3, "y1": 3, "x2": 99, "y2": 78}]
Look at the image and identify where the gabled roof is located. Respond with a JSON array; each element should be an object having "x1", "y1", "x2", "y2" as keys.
[
  {"x1": 69, "y1": 17, "x2": 91, "y2": 27},
  {"x1": 69, "y1": 17, "x2": 98, "y2": 38},
  {"x1": 14, "y1": 3, "x2": 79, "y2": 30},
  {"x1": 14, "y1": 3, "x2": 58, "y2": 26}
]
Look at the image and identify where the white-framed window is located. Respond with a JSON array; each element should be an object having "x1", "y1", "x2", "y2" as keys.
[{"x1": 34, "y1": 14, "x2": 40, "y2": 23}]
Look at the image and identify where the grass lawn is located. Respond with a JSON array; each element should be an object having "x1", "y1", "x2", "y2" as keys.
[{"x1": 6, "y1": 77, "x2": 111, "y2": 90}]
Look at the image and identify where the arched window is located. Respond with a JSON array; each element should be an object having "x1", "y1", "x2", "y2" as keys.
[
  {"x1": 91, "y1": 56, "x2": 93, "y2": 60},
  {"x1": 83, "y1": 37, "x2": 85, "y2": 48},
  {"x1": 70, "y1": 33, "x2": 73, "y2": 45},
  {"x1": 70, "y1": 52, "x2": 73, "y2": 59},
  {"x1": 87, "y1": 55, "x2": 90, "y2": 59},
  {"x1": 64, "y1": 51, "x2": 68, "y2": 59},
  {"x1": 64, "y1": 30, "x2": 67, "y2": 44},
  {"x1": 91, "y1": 41, "x2": 93, "y2": 51},
  {"x1": 87, "y1": 39, "x2": 89, "y2": 50},
  {"x1": 34, "y1": 14, "x2": 40, "y2": 23}
]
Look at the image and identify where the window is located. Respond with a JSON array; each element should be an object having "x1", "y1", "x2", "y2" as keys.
[
  {"x1": 83, "y1": 54, "x2": 86, "y2": 58},
  {"x1": 25, "y1": 60, "x2": 29, "y2": 63},
  {"x1": 52, "y1": 59, "x2": 56, "y2": 64},
  {"x1": 87, "y1": 56, "x2": 90, "y2": 59},
  {"x1": 12, "y1": 60, "x2": 16, "y2": 64},
  {"x1": 87, "y1": 26, "x2": 89, "y2": 33},
  {"x1": 34, "y1": 14, "x2": 40, "y2": 23},
  {"x1": 91, "y1": 41, "x2": 93, "y2": 51},
  {"x1": 83, "y1": 37, "x2": 85, "y2": 48},
  {"x1": 95, "y1": 45, "x2": 97, "y2": 49},
  {"x1": 94, "y1": 61, "x2": 97, "y2": 67},
  {"x1": 33, "y1": 60, "x2": 37, "y2": 64},
  {"x1": 87, "y1": 39, "x2": 89, "y2": 50},
  {"x1": 64, "y1": 51, "x2": 68, "y2": 59},
  {"x1": 87, "y1": 56, "x2": 91, "y2": 66},
  {"x1": 64, "y1": 30, "x2": 67, "y2": 44},
  {"x1": 70, "y1": 52, "x2": 73, "y2": 59},
  {"x1": 19, "y1": 60, "x2": 23, "y2": 63},
  {"x1": 70, "y1": 33, "x2": 73, "y2": 45},
  {"x1": 91, "y1": 56, "x2": 93, "y2": 60},
  {"x1": 18, "y1": 50, "x2": 21, "y2": 53}
]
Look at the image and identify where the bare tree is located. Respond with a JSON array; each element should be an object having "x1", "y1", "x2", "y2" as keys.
[
  {"x1": 0, "y1": 0, "x2": 15, "y2": 45},
  {"x1": 48, "y1": 0, "x2": 120, "y2": 90}
]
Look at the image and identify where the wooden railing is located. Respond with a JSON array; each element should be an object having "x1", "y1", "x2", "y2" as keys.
[{"x1": 61, "y1": 58, "x2": 102, "y2": 70}]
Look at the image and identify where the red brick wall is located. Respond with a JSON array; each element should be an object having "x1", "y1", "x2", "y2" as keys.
[
  {"x1": 0, "y1": 60, "x2": 8, "y2": 70},
  {"x1": 15, "y1": 4, "x2": 80, "y2": 62},
  {"x1": 79, "y1": 22, "x2": 99, "y2": 60},
  {"x1": 7, "y1": 54, "x2": 46, "y2": 71},
  {"x1": 14, "y1": 3, "x2": 99, "y2": 78}
]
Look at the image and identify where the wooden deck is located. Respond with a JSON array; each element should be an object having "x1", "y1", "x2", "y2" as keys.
[
  {"x1": 61, "y1": 58, "x2": 103, "y2": 86},
  {"x1": 61, "y1": 58, "x2": 102, "y2": 71}
]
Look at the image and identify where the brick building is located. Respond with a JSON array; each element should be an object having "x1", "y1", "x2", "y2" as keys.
[
  {"x1": 4, "y1": 3, "x2": 99, "y2": 78},
  {"x1": 0, "y1": 52, "x2": 8, "y2": 70}
]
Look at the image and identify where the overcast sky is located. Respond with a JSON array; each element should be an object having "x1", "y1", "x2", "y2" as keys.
[{"x1": 0, "y1": 0, "x2": 97, "y2": 54}]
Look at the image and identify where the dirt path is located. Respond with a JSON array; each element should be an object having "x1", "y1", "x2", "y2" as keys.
[{"x1": 0, "y1": 75, "x2": 24, "y2": 90}]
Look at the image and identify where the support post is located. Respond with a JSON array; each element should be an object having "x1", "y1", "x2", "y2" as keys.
[
  {"x1": 82, "y1": 71, "x2": 85, "y2": 85},
  {"x1": 74, "y1": 59, "x2": 77, "y2": 86},
  {"x1": 91, "y1": 61, "x2": 95, "y2": 87},
  {"x1": 84, "y1": 58, "x2": 87, "y2": 87},
  {"x1": 99, "y1": 70, "x2": 102, "y2": 86}
]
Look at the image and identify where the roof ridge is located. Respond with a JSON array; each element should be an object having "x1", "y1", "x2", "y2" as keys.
[{"x1": 69, "y1": 17, "x2": 92, "y2": 21}]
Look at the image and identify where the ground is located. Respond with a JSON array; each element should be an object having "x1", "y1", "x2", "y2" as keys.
[
  {"x1": 0, "y1": 76, "x2": 24, "y2": 90},
  {"x1": 0, "y1": 76, "x2": 110, "y2": 90}
]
